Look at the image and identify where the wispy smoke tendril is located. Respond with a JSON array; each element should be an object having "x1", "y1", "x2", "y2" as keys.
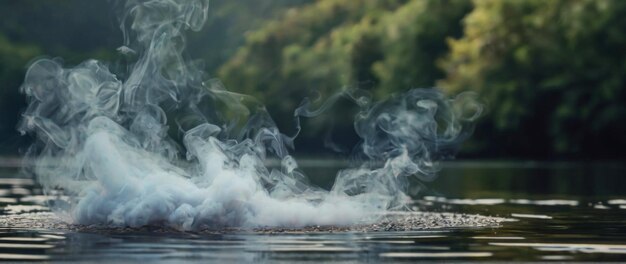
[{"x1": 18, "y1": 0, "x2": 481, "y2": 230}]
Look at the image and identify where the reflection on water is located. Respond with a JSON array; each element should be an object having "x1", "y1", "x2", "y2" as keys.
[
  {"x1": 0, "y1": 161, "x2": 625, "y2": 262},
  {"x1": 489, "y1": 242, "x2": 626, "y2": 254}
]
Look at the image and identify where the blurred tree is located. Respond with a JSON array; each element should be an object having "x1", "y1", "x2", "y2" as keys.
[
  {"x1": 219, "y1": 0, "x2": 401, "y2": 147},
  {"x1": 0, "y1": 0, "x2": 119, "y2": 154},
  {"x1": 188, "y1": 0, "x2": 313, "y2": 74},
  {"x1": 219, "y1": 0, "x2": 469, "y2": 153},
  {"x1": 3, "y1": 0, "x2": 626, "y2": 159},
  {"x1": 372, "y1": 0, "x2": 470, "y2": 97},
  {"x1": 0, "y1": 0, "x2": 308, "y2": 154},
  {"x1": 0, "y1": 0, "x2": 120, "y2": 63},
  {"x1": 439, "y1": 0, "x2": 626, "y2": 158},
  {"x1": 219, "y1": 0, "x2": 398, "y2": 112},
  {"x1": 0, "y1": 34, "x2": 41, "y2": 153}
]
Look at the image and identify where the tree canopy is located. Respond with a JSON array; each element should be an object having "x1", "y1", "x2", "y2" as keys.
[
  {"x1": 439, "y1": 0, "x2": 626, "y2": 158},
  {"x1": 1, "y1": 0, "x2": 625, "y2": 159},
  {"x1": 219, "y1": 0, "x2": 626, "y2": 159}
]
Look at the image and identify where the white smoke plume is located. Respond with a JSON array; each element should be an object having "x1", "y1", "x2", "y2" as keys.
[{"x1": 18, "y1": 0, "x2": 482, "y2": 230}]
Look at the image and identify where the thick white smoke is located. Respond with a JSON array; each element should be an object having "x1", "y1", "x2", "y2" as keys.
[{"x1": 18, "y1": 0, "x2": 481, "y2": 230}]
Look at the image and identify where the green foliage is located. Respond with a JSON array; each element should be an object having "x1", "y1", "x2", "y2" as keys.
[
  {"x1": 439, "y1": 0, "x2": 626, "y2": 157},
  {"x1": 219, "y1": 0, "x2": 401, "y2": 109},
  {"x1": 1, "y1": 0, "x2": 626, "y2": 158},
  {"x1": 188, "y1": 0, "x2": 313, "y2": 74},
  {"x1": 372, "y1": 0, "x2": 471, "y2": 97},
  {"x1": 219, "y1": 0, "x2": 399, "y2": 138},
  {"x1": 220, "y1": 0, "x2": 470, "y2": 99},
  {"x1": 218, "y1": 0, "x2": 469, "y2": 143}
]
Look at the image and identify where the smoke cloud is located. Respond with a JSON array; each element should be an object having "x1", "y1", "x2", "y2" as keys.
[{"x1": 18, "y1": 0, "x2": 482, "y2": 230}]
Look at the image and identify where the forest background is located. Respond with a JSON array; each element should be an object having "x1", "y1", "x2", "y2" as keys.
[{"x1": 1, "y1": 0, "x2": 624, "y2": 160}]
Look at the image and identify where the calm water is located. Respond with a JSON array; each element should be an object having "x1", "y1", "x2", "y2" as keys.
[{"x1": 0, "y1": 161, "x2": 625, "y2": 262}]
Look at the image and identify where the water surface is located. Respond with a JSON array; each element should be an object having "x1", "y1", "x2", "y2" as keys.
[{"x1": 0, "y1": 161, "x2": 625, "y2": 262}]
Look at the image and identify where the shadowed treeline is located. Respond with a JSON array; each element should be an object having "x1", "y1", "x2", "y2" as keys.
[{"x1": 1, "y1": 0, "x2": 625, "y2": 159}]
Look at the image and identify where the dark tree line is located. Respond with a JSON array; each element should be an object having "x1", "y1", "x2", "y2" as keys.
[{"x1": 1, "y1": 0, "x2": 625, "y2": 159}]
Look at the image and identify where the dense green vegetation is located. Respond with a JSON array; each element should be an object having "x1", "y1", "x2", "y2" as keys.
[
  {"x1": 219, "y1": 0, "x2": 626, "y2": 159},
  {"x1": 1, "y1": 0, "x2": 625, "y2": 159},
  {"x1": 218, "y1": 0, "x2": 472, "y2": 151},
  {"x1": 439, "y1": 0, "x2": 626, "y2": 158}
]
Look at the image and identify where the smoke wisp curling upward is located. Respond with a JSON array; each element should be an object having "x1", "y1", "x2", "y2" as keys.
[{"x1": 18, "y1": 0, "x2": 482, "y2": 230}]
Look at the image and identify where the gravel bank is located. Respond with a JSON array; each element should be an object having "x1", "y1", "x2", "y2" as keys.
[{"x1": 0, "y1": 211, "x2": 511, "y2": 234}]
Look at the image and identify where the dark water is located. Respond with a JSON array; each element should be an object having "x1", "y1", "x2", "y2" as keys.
[{"x1": 0, "y1": 161, "x2": 625, "y2": 262}]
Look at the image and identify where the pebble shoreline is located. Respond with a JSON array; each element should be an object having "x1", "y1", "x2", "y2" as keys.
[{"x1": 0, "y1": 212, "x2": 511, "y2": 234}]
